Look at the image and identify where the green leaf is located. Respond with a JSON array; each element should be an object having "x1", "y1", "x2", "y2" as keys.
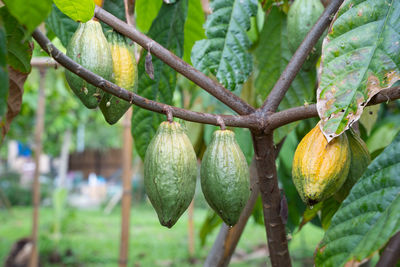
[
  {"x1": 0, "y1": 7, "x2": 33, "y2": 74},
  {"x1": 46, "y1": 5, "x2": 79, "y2": 48},
  {"x1": 191, "y1": 0, "x2": 258, "y2": 90},
  {"x1": 132, "y1": 0, "x2": 188, "y2": 159},
  {"x1": 0, "y1": 19, "x2": 8, "y2": 119},
  {"x1": 199, "y1": 211, "x2": 222, "y2": 247},
  {"x1": 253, "y1": 7, "x2": 316, "y2": 143},
  {"x1": 101, "y1": 0, "x2": 126, "y2": 31},
  {"x1": 234, "y1": 127, "x2": 254, "y2": 165},
  {"x1": 183, "y1": 0, "x2": 205, "y2": 64},
  {"x1": 53, "y1": 0, "x2": 95, "y2": 22},
  {"x1": 135, "y1": 0, "x2": 163, "y2": 33},
  {"x1": 3, "y1": 0, "x2": 53, "y2": 35},
  {"x1": 316, "y1": 133, "x2": 400, "y2": 266},
  {"x1": 317, "y1": 0, "x2": 400, "y2": 142}
]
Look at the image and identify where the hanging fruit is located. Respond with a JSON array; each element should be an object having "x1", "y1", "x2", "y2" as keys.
[
  {"x1": 287, "y1": 0, "x2": 325, "y2": 70},
  {"x1": 144, "y1": 121, "x2": 197, "y2": 228},
  {"x1": 65, "y1": 20, "x2": 113, "y2": 109},
  {"x1": 201, "y1": 129, "x2": 250, "y2": 226},
  {"x1": 292, "y1": 123, "x2": 351, "y2": 205},
  {"x1": 100, "y1": 31, "x2": 138, "y2": 124}
]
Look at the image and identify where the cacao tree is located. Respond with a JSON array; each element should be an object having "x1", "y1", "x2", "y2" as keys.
[{"x1": 1, "y1": 0, "x2": 400, "y2": 266}]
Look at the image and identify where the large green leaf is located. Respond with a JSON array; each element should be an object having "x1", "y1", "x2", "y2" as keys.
[
  {"x1": 317, "y1": 0, "x2": 400, "y2": 142},
  {"x1": 135, "y1": 0, "x2": 163, "y2": 33},
  {"x1": 183, "y1": 0, "x2": 205, "y2": 64},
  {"x1": 0, "y1": 8, "x2": 32, "y2": 74},
  {"x1": 46, "y1": 5, "x2": 79, "y2": 48},
  {"x1": 3, "y1": 0, "x2": 52, "y2": 35},
  {"x1": 315, "y1": 133, "x2": 400, "y2": 266},
  {"x1": 191, "y1": 0, "x2": 258, "y2": 90},
  {"x1": 132, "y1": 0, "x2": 188, "y2": 159},
  {"x1": 0, "y1": 19, "x2": 8, "y2": 119},
  {"x1": 53, "y1": 0, "x2": 95, "y2": 23},
  {"x1": 253, "y1": 7, "x2": 316, "y2": 143}
]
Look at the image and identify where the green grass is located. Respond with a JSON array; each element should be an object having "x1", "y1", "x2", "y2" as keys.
[{"x1": 0, "y1": 203, "x2": 324, "y2": 266}]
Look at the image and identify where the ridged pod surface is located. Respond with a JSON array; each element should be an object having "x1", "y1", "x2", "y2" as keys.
[
  {"x1": 287, "y1": 0, "x2": 324, "y2": 69},
  {"x1": 65, "y1": 20, "x2": 113, "y2": 108},
  {"x1": 292, "y1": 124, "x2": 351, "y2": 205},
  {"x1": 100, "y1": 31, "x2": 138, "y2": 124},
  {"x1": 200, "y1": 130, "x2": 250, "y2": 226},
  {"x1": 334, "y1": 129, "x2": 371, "y2": 202},
  {"x1": 144, "y1": 121, "x2": 197, "y2": 228}
]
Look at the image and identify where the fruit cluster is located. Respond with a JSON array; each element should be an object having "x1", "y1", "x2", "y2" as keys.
[
  {"x1": 66, "y1": 20, "x2": 137, "y2": 124},
  {"x1": 144, "y1": 121, "x2": 250, "y2": 228}
]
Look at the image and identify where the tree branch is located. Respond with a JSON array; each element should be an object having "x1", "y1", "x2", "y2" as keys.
[
  {"x1": 260, "y1": 0, "x2": 344, "y2": 114},
  {"x1": 31, "y1": 29, "x2": 260, "y2": 129},
  {"x1": 266, "y1": 86, "x2": 400, "y2": 131},
  {"x1": 94, "y1": 6, "x2": 255, "y2": 116}
]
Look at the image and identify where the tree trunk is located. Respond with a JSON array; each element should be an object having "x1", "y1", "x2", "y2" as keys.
[
  {"x1": 251, "y1": 132, "x2": 291, "y2": 267},
  {"x1": 29, "y1": 69, "x2": 46, "y2": 267}
]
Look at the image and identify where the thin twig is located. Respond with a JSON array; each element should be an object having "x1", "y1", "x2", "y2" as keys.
[
  {"x1": 260, "y1": 0, "x2": 344, "y2": 114},
  {"x1": 31, "y1": 29, "x2": 260, "y2": 130},
  {"x1": 94, "y1": 6, "x2": 255, "y2": 116}
]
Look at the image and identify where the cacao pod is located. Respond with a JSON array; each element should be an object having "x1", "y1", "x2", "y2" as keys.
[
  {"x1": 100, "y1": 31, "x2": 138, "y2": 124},
  {"x1": 200, "y1": 130, "x2": 250, "y2": 226},
  {"x1": 287, "y1": 0, "x2": 324, "y2": 70},
  {"x1": 292, "y1": 123, "x2": 351, "y2": 205},
  {"x1": 65, "y1": 20, "x2": 113, "y2": 108},
  {"x1": 334, "y1": 129, "x2": 371, "y2": 202},
  {"x1": 144, "y1": 121, "x2": 197, "y2": 228}
]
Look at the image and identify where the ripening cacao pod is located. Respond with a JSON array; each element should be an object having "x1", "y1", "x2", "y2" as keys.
[
  {"x1": 144, "y1": 121, "x2": 197, "y2": 228},
  {"x1": 292, "y1": 123, "x2": 351, "y2": 205},
  {"x1": 334, "y1": 129, "x2": 371, "y2": 202},
  {"x1": 100, "y1": 31, "x2": 138, "y2": 124},
  {"x1": 200, "y1": 130, "x2": 250, "y2": 226},
  {"x1": 287, "y1": 0, "x2": 324, "y2": 70},
  {"x1": 65, "y1": 20, "x2": 113, "y2": 108}
]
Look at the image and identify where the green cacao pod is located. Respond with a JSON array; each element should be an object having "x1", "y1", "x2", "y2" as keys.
[
  {"x1": 287, "y1": 0, "x2": 324, "y2": 70},
  {"x1": 292, "y1": 123, "x2": 351, "y2": 205},
  {"x1": 200, "y1": 130, "x2": 250, "y2": 226},
  {"x1": 100, "y1": 31, "x2": 138, "y2": 124},
  {"x1": 334, "y1": 129, "x2": 371, "y2": 202},
  {"x1": 144, "y1": 121, "x2": 197, "y2": 228},
  {"x1": 65, "y1": 20, "x2": 113, "y2": 109}
]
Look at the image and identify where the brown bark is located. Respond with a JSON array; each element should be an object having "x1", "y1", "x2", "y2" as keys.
[
  {"x1": 119, "y1": 108, "x2": 133, "y2": 267},
  {"x1": 251, "y1": 132, "x2": 291, "y2": 267},
  {"x1": 376, "y1": 232, "x2": 400, "y2": 267},
  {"x1": 29, "y1": 69, "x2": 46, "y2": 267}
]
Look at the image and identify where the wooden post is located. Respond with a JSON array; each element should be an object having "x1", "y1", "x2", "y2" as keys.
[
  {"x1": 119, "y1": 108, "x2": 133, "y2": 267},
  {"x1": 29, "y1": 68, "x2": 46, "y2": 267}
]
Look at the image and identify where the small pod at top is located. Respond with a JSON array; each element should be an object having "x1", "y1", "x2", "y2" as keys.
[
  {"x1": 292, "y1": 123, "x2": 351, "y2": 205},
  {"x1": 334, "y1": 129, "x2": 371, "y2": 202},
  {"x1": 287, "y1": 0, "x2": 324, "y2": 70},
  {"x1": 65, "y1": 20, "x2": 113, "y2": 108},
  {"x1": 100, "y1": 31, "x2": 138, "y2": 124},
  {"x1": 200, "y1": 129, "x2": 250, "y2": 226},
  {"x1": 144, "y1": 121, "x2": 197, "y2": 228}
]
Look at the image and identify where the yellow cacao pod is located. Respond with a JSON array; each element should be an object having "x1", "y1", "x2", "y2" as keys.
[{"x1": 292, "y1": 123, "x2": 351, "y2": 205}]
